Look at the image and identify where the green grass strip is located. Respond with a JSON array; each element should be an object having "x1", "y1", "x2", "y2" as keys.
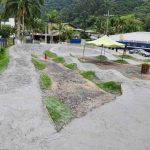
[
  {"x1": 97, "y1": 81, "x2": 122, "y2": 95},
  {"x1": 32, "y1": 58, "x2": 46, "y2": 70},
  {"x1": 80, "y1": 71, "x2": 96, "y2": 81},
  {"x1": 64, "y1": 63, "x2": 77, "y2": 70},
  {"x1": 44, "y1": 50, "x2": 57, "y2": 58},
  {"x1": 144, "y1": 59, "x2": 150, "y2": 62},
  {"x1": 44, "y1": 50, "x2": 65, "y2": 64},
  {"x1": 40, "y1": 74, "x2": 52, "y2": 90},
  {"x1": 44, "y1": 96, "x2": 73, "y2": 129},
  {"x1": 53, "y1": 56, "x2": 65, "y2": 63},
  {"x1": 114, "y1": 59, "x2": 128, "y2": 64},
  {"x1": 95, "y1": 55, "x2": 108, "y2": 61},
  {"x1": 114, "y1": 54, "x2": 134, "y2": 60},
  {"x1": 0, "y1": 48, "x2": 9, "y2": 72}
]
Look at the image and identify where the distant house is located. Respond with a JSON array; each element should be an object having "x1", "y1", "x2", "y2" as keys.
[{"x1": 1, "y1": 18, "x2": 15, "y2": 27}]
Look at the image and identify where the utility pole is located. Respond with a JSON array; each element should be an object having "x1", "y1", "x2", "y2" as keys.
[{"x1": 104, "y1": 10, "x2": 114, "y2": 35}]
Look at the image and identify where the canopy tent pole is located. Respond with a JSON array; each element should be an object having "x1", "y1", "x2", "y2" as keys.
[
  {"x1": 100, "y1": 46, "x2": 102, "y2": 56},
  {"x1": 83, "y1": 44, "x2": 86, "y2": 57}
]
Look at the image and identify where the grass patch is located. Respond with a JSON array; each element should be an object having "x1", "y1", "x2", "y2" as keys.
[
  {"x1": 40, "y1": 74, "x2": 52, "y2": 90},
  {"x1": 144, "y1": 59, "x2": 150, "y2": 62},
  {"x1": 80, "y1": 71, "x2": 96, "y2": 81},
  {"x1": 0, "y1": 48, "x2": 9, "y2": 72},
  {"x1": 44, "y1": 96, "x2": 73, "y2": 131},
  {"x1": 44, "y1": 50, "x2": 65, "y2": 64},
  {"x1": 53, "y1": 56, "x2": 65, "y2": 63},
  {"x1": 95, "y1": 55, "x2": 108, "y2": 61},
  {"x1": 32, "y1": 58, "x2": 46, "y2": 70},
  {"x1": 64, "y1": 63, "x2": 77, "y2": 70},
  {"x1": 45, "y1": 50, "x2": 57, "y2": 58},
  {"x1": 115, "y1": 54, "x2": 134, "y2": 60},
  {"x1": 97, "y1": 81, "x2": 122, "y2": 95},
  {"x1": 31, "y1": 53, "x2": 38, "y2": 58},
  {"x1": 114, "y1": 59, "x2": 128, "y2": 64}
]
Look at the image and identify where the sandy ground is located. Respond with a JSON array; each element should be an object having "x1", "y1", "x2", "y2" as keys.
[{"x1": 0, "y1": 44, "x2": 150, "y2": 150}]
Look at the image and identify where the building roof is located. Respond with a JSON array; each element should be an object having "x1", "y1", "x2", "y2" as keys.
[{"x1": 110, "y1": 32, "x2": 150, "y2": 43}]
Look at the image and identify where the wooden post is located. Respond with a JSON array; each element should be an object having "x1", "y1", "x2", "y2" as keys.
[{"x1": 45, "y1": 53, "x2": 48, "y2": 60}]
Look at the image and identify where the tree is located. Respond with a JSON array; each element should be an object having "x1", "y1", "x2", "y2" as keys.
[
  {"x1": 3, "y1": 0, "x2": 44, "y2": 39},
  {"x1": 47, "y1": 10, "x2": 62, "y2": 42}
]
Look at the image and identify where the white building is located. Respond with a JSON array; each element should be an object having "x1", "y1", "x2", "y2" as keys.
[
  {"x1": 110, "y1": 32, "x2": 150, "y2": 43},
  {"x1": 1, "y1": 18, "x2": 15, "y2": 27}
]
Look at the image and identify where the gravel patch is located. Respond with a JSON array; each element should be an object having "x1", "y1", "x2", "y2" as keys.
[{"x1": 43, "y1": 60, "x2": 115, "y2": 117}]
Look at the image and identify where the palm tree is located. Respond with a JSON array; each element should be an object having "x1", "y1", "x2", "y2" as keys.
[{"x1": 3, "y1": 0, "x2": 44, "y2": 40}]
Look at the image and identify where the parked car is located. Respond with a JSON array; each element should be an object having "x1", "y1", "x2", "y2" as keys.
[
  {"x1": 139, "y1": 49, "x2": 150, "y2": 57},
  {"x1": 129, "y1": 49, "x2": 140, "y2": 54}
]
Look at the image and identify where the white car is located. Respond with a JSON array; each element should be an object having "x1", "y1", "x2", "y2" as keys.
[{"x1": 139, "y1": 50, "x2": 150, "y2": 57}]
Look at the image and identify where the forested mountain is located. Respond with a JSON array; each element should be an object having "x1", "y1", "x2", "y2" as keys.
[
  {"x1": 45, "y1": 0, "x2": 75, "y2": 11},
  {"x1": 61, "y1": 0, "x2": 144, "y2": 21},
  {"x1": 45, "y1": 0, "x2": 149, "y2": 20},
  {"x1": 44, "y1": 0, "x2": 150, "y2": 32}
]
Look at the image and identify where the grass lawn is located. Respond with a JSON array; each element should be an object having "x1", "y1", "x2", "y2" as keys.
[
  {"x1": 32, "y1": 58, "x2": 46, "y2": 70},
  {"x1": 80, "y1": 71, "x2": 96, "y2": 81},
  {"x1": 0, "y1": 48, "x2": 9, "y2": 72},
  {"x1": 44, "y1": 50, "x2": 65, "y2": 64},
  {"x1": 40, "y1": 74, "x2": 52, "y2": 90},
  {"x1": 114, "y1": 59, "x2": 128, "y2": 64},
  {"x1": 64, "y1": 63, "x2": 77, "y2": 70},
  {"x1": 97, "y1": 81, "x2": 122, "y2": 95},
  {"x1": 44, "y1": 96, "x2": 73, "y2": 131},
  {"x1": 95, "y1": 55, "x2": 108, "y2": 61}
]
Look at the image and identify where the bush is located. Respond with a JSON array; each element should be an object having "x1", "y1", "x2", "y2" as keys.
[
  {"x1": 97, "y1": 81, "x2": 122, "y2": 95},
  {"x1": 32, "y1": 58, "x2": 46, "y2": 70},
  {"x1": 44, "y1": 96, "x2": 73, "y2": 131},
  {"x1": 40, "y1": 74, "x2": 52, "y2": 90},
  {"x1": 80, "y1": 71, "x2": 96, "y2": 81},
  {"x1": 0, "y1": 25, "x2": 15, "y2": 38}
]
